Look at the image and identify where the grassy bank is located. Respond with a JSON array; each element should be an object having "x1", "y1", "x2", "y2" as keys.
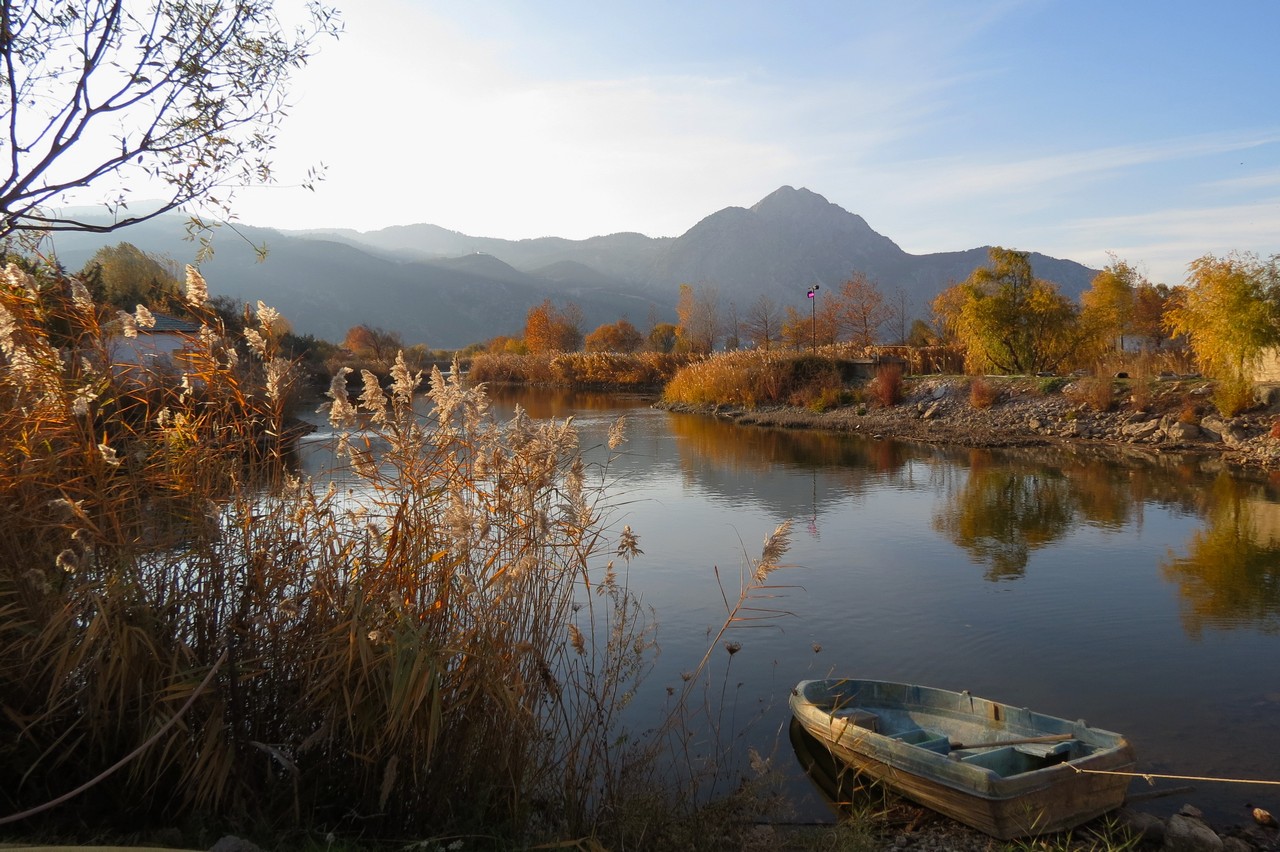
[{"x1": 468, "y1": 350, "x2": 688, "y2": 388}]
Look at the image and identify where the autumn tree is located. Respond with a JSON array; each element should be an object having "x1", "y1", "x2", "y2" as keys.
[
  {"x1": 0, "y1": 1, "x2": 341, "y2": 240},
  {"x1": 524, "y1": 299, "x2": 583, "y2": 353},
  {"x1": 742, "y1": 294, "x2": 783, "y2": 351},
  {"x1": 584, "y1": 319, "x2": 644, "y2": 353},
  {"x1": 1132, "y1": 281, "x2": 1175, "y2": 351},
  {"x1": 675, "y1": 283, "x2": 720, "y2": 354},
  {"x1": 1080, "y1": 256, "x2": 1143, "y2": 354},
  {"x1": 647, "y1": 322, "x2": 677, "y2": 353},
  {"x1": 933, "y1": 247, "x2": 1081, "y2": 375},
  {"x1": 344, "y1": 325, "x2": 405, "y2": 366},
  {"x1": 907, "y1": 319, "x2": 939, "y2": 347},
  {"x1": 1164, "y1": 252, "x2": 1280, "y2": 413},
  {"x1": 81, "y1": 242, "x2": 182, "y2": 311},
  {"x1": 830, "y1": 271, "x2": 890, "y2": 348}
]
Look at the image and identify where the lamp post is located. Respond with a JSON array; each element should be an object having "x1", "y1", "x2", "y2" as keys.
[{"x1": 806, "y1": 284, "x2": 820, "y2": 351}]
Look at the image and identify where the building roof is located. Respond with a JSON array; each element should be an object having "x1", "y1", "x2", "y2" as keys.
[{"x1": 147, "y1": 312, "x2": 202, "y2": 334}]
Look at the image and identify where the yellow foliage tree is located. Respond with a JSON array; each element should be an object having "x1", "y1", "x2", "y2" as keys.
[
  {"x1": 1080, "y1": 256, "x2": 1143, "y2": 355},
  {"x1": 932, "y1": 248, "x2": 1080, "y2": 375},
  {"x1": 1164, "y1": 252, "x2": 1280, "y2": 414}
]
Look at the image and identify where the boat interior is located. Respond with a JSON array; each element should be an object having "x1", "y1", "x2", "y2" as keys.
[{"x1": 830, "y1": 704, "x2": 1086, "y2": 778}]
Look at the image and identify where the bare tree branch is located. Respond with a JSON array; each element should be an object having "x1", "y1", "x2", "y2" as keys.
[{"x1": 0, "y1": 0, "x2": 341, "y2": 239}]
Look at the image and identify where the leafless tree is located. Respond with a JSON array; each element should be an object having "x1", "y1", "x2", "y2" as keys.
[{"x1": 0, "y1": 1, "x2": 341, "y2": 241}]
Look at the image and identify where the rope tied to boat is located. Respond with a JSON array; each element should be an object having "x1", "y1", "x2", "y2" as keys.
[{"x1": 1069, "y1": 765, "x2": 1280, "y2": 787}]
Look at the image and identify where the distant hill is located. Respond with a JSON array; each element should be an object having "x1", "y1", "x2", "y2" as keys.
[{"x1": 42, "y1": 186, "x2": 1098, "y2": 348}]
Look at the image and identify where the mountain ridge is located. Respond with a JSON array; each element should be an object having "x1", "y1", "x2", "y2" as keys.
[{"x1": 42, "y1": 187, "x2": 1098, "y2": 348}]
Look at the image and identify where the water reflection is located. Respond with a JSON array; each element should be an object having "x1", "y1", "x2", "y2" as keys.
[
  {"x1": 1162, "y1": 474, "x2": 1280, "y2": 636},
  {"x1": 933, "y1": 451, "x2": 1076, "y2": 579}
]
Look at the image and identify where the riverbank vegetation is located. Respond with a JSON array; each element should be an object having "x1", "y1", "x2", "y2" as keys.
[
  {"x1": 469, "y1": 349, "x2": 688, "y2": 388},
  {"x1": 0, "y1": 259, "x2": 832, "y2": 850}
]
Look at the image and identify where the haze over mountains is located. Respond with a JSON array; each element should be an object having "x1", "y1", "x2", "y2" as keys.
[{"x1": 45, "y1": 186, "x2": 1098, "y2": 349}]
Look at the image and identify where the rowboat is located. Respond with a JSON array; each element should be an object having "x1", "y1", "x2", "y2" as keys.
[{"x1": 789, "y1": 678, "x2": 1136, "y2": 839}]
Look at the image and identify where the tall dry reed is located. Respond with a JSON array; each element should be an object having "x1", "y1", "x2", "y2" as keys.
[
  {"x1": 0, "y1": 259, "x2": 654, "y2": 844},
  {"x1": 662, "y1": 350, "x2": 844, "y2": 409}
]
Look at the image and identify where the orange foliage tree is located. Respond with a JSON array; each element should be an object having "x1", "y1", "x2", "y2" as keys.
[
  {"x1": 584, "y1": 319, "x2": 644, "y2": 353},
  {"x1": 524, "y1": 299, "x2": 584, "y2": 353}
]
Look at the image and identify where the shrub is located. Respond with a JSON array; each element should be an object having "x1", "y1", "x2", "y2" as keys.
[
  {"x1": 1128, "y1": 378, "x2": 1153, "y2": 411},
  {"x1": 969, "y1": 376, "x2": 1000, "y2": 409},
  {"x1": 1066, "y1": 376, "x2": 1115, "y2": 412},
  {"x1": 663, "y1": 350, "x2": 844, "y2": 409},
  {"x1": 1037, "y1": 376, "x2": 1067, "y2": 395},
  {"x1": 1213, "y1": 376, "x2": 1256, "y2": 418},
  {"x1": 470, "y1": 351, "x2": 686, "y2": 388},
  {"x1": 867, "y1": 363, "x2": 903, "y2": 407}
]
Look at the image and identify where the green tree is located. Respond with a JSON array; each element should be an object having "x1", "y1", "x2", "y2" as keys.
[
  {"x1": 1164, "y1": 252, "x2": 1280, "y2": 414},
  {"x1": 934, "y1": 247, "x2": 1081, "y2": 374},
  {"x1": 0, "y1": 1, "x2": 341, "y2": 239},
  {"x1": 81, "y1": 242, "x2": 181, "y2": 311}
]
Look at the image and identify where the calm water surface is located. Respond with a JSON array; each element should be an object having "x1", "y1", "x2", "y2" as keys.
[{"x1": 304, "y1": 386, "x2": 1280, "y2": 825}]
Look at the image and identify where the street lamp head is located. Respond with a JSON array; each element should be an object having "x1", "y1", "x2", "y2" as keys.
[{"x1": 807, "y1": 285, "x2": 819, "y2": 299}]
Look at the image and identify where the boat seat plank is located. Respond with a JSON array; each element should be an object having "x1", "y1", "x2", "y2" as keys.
[
  {"x1": 832, "y1": 708, "x2": 879, "y2": 730},
  {"x1": 1014, "y1": 740, "x2": 1075, "y2": 758}
]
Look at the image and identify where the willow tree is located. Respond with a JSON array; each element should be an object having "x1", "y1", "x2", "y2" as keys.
[
  {"x1": 1164, "y1": 252, "x2": 1280, "y2": 414},
  {"x1": 1080, "y1": 256, "x2": 1143, "y2": 355},
  {"x1": 0, "y1": 1, "x2": 341, "y2": 241},
  {"x1": 932, "y1": 247, "x2": 1080, "y2": 374}
]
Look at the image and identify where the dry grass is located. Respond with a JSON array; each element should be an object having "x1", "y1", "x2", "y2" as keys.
[
  {"x1": 867, "y1": 364, "x2": 903, "y2": 408},
  {"x1": 662, "y1": 350, "x2": 845, "y2": 409},
  {"x1": 0, "y1": 260, "x2": 659, "y2": 845},
  {"x1": 968, "y1": 377, "x2": 1000, "y2": 409},
  {"x1": 469, "y1": 351, "x2": 687, "y2": 388},
  {"x1": 1065, "y1": 377, "x2": 1116, "y2": 412}
]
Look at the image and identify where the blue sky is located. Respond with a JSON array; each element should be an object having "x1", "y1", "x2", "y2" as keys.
[{"x1": 234, "y1": 0, "x2": 1280, "y2": 286}]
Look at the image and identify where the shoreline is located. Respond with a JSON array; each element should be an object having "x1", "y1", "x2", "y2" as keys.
[{"x1": 657, "y1": 376, "x2": 1280, "y2": 473}]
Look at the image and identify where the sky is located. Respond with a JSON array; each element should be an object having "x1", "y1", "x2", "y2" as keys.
[{"x1": 227, "y1": 0, "x2": 1280, "y2": 286}]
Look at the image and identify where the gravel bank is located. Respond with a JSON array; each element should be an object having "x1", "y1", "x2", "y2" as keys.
[{"x1": 660, "y1": 376, "x2": 1280, "y2": 473}]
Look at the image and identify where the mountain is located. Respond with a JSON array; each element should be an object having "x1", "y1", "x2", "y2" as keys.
[{"x1": 42, "y1": 187, "x2": 1098, "y2": 348}]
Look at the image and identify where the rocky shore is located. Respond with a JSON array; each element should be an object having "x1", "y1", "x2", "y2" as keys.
[{"x1": 662, "y1": 376, "x2": 1280, "y2": 473}]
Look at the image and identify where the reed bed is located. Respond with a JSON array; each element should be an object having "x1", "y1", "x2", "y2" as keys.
[
  {"x1": 661, "y1": 350, "x2": 847, "y2": 410},
  {"x1": 0, "y1": 261, "x2": 658, "y2": 845},
  {"x1": 468, "y1": 351, "x2": 688, "y2": 388}
]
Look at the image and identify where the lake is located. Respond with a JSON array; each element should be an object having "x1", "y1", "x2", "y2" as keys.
[{"x1": 300, "y1": 385, "x2": 1280, "y2": 826}]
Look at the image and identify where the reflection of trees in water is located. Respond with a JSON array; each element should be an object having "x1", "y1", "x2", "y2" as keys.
[
  {"x1": 1162, "y1": 475, "x2": 1280, "y2": 637},
  {"x1": 930, "y1": 445, "x2": 1241, "y2": 581},
  {"x1": 666, "y1": 412, "x2": 914, "y2": 475},
  {"x1": 933, "y1": 451, "x2": 1076, "y2": 579}
]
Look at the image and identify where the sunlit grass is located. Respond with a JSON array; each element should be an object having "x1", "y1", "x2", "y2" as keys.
[
  {"x1": 662, "y1": 349, "x2": 848, "y2": 410},
  {"x1": 0, "y1": 261, "x2": 664, "y2": 844},
  {"x1": 469, "y1": 350, "x2": 688, "y2": 387},
  {"x1": 0, "y1": 260, "x2": 818, "y2": 850}
]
